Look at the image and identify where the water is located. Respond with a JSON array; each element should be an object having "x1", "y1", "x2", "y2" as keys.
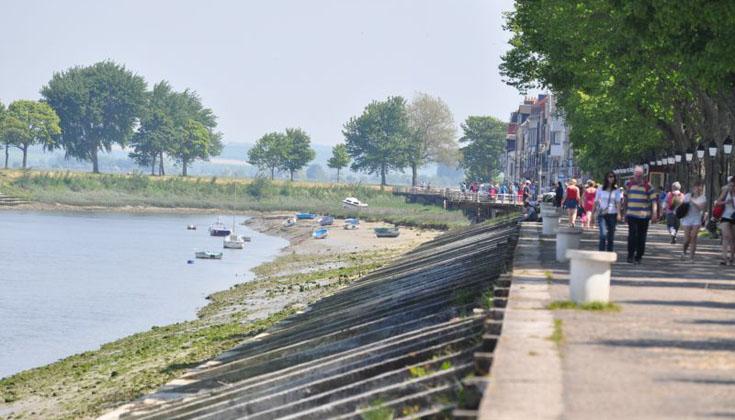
[{"x1": 0, "y1": 211, "x2": 288, "y2": 379}]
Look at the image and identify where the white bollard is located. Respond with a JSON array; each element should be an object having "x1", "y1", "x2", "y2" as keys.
[
  {"x1": 556, "y1": 226, "x2": 583, "y2": 262},
  {"x1": 566, "y1": 250, "x2": 618, "y2": 303},
  {"x1": 541, "y1": 209, "x2": 559, "y2": 235}
]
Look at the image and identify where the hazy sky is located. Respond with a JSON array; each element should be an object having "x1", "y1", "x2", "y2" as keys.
[{"x1": 0, "y1": 0, "x2": 522, "y2": 146}]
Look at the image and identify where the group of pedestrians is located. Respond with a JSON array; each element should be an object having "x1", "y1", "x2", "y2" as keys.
[{"x1": 555, "y1": 165, "x2": 713, "y2": 265}]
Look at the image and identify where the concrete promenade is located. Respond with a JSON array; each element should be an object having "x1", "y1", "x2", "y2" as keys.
[{"x1": 481, "y1": 221, "x2": 735, "y2": 419}]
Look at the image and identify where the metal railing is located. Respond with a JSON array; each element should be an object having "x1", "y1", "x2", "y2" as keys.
[{"x1": 393, "y1": 186, "x2": 523, "y2": 205}]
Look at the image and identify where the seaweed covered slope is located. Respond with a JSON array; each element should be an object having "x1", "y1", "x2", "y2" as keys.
[{"x1": 110, "y1": 219, "x2": 520, "y2": 420}]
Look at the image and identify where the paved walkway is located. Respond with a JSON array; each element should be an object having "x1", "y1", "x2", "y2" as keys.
[{"x1": 481, "y1": 222, "x2": 735, "y2": 419}]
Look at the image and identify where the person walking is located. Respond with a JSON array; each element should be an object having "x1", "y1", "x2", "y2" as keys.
[
  {"x1": 594, "y1": 172, "x2": 623, "y2": 251},
  {"x1": 716, "y1": 177, "x2": 735, "y2": 265},
  {"x1": 680, "y1": 180, "x2": 706, "y2": 260},
  {"x1": 554, "y1": 181, "x2": 564, "y2": 208},
  {"x1": 623, "y1": 165, "x2": 659, "y2": 264},
  {"x1": 664, "y1": 182, "x2": 684, "y2": 244},
  {"x1": 562, "y1": 178, "x2": 582, "y2": 227},
  {"x1": 582, "y1": 180, "x2": 598, "y2": 229}
]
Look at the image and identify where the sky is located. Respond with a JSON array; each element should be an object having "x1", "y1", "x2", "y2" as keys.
[{"x1": 0, "y1": 0, "x2": 523, "y2": 146}]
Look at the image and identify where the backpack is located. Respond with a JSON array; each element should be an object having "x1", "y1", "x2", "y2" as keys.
[{"x1": 675, "y1": 202, "x2": 690, "y2": 219}]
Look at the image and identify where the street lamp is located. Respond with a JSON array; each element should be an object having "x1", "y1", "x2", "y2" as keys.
[
  {"x1": 724, "y1": 136, "x2": 733, "y2": 180},
  {"x1": 685, "y1": 148, "x2": 693, "y2": 190},
  {"x1": 708, "y1": 140, "x2": 718, "y2": 217}
]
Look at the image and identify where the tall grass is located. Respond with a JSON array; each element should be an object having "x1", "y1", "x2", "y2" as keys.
[{"x1": 5, "y1": 171, "x2": 469, "y2": 229}]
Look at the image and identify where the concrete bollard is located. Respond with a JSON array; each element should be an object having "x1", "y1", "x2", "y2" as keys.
[
  {"x1": 565, "y1": 250, "x2": 617, "y2": 303},
  {"x1": 541, "y1": 209, "x2": 559, "y2": 235},
  {"x1": 555, "y1": 226, "x2": 583, "y2": 262}
]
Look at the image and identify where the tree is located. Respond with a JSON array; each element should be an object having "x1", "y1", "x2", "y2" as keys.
[
  {"x1": 343, "y1": 96, "x2": 411, "y2": 190},
  {"x1": 3, "y1": 100, "x2": 61, "y2": 169},
  {"x1": 248, "y1": 132, "x2": 287, "y2": 179},
  {"x1": 168, "y1": 119, "x2": 222, "y2": 176},
  {"x1": 327, "y1": 143, "x2": 350, "y2": 182},
  {"x1": 500, "y1": 0, "x2": 735, "y2": 175},
  {"x1": 458, "y1": 116, "x2": 506, "y2": 182},
  {"x1": 0, "y1": 101, "x2": 10, "y2": 168},
  {"x1": 281, "y1": 128, "x2": 315, "y2": 181},
  {"x1": 41, "y1": 61, "x2": 147, "y2": 173},
  {"x1": 130, "y1": 81, "x2": 222, "y2": 176},
  {"x1": 406, "y1": 93, "x2": 458, "y2": 186}
]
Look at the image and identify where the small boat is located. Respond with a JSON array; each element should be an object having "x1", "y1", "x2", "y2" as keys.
[
  {"x1": 208, "y1": 218, "x2": 231, "y2": 237},
  {"x1": 312, "y1": 228, "x2": 328, "y2": 239},
  {"x1": 374, "y1": 227, "x2": 400, "y2": 238},
  {"x1": 342, "y1": 197, "x2": 368, "y2": 209},
  {"x1": 345, "y1": 218, "x2": 359, "y2": 225},
  {"x1": 195, "y1": 251, "x2": 223, "y2": 259},
  {"x1": 186, "y1": 224, "x2": 197, "y2": 230},
  {"x1": 296, "y1": 212, "x2": 317, "y2": 220},
  {"x1": 344, "y1": 218, "x2": 359, "y2": 230},
  {"x1": 223, "y1": 219, "x2": 246, "y2": 249},
  {"x1": 224, "y1": 234, "x2": 245, "y2": 249},
  {"x1": 283, "y1": 217, "x2": 296, "y2": 227},
  {"x1": 319, "y1": 216, "x2": 334, "y2": 226}
]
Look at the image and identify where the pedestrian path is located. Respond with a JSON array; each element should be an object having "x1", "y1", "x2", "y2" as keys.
[{"x1": 481, "y1": 222, "x2": 735, "y2": 419}]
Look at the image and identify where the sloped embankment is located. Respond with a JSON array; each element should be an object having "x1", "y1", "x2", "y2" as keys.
[{"x1": 111, "y1": 219, "x2": 520, "y2": 420}]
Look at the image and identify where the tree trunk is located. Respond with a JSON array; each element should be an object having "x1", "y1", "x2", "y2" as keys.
[
  {"x1": 270, "y1": 167, "x2": 275, "y2": 180},
  {"x1": 151, "y1": 154, "x2": 156, "y2": 176},
  {"x1": 4, "y1": 143, "x2": 9, "y2": 169},
  {"x1": 380, "y1": 164, "x2": 386, "y2": 191},
  {"x1": 22, "y1": 143, "x2": 28, "y2": 169},
  {"x1": 159, "y1": 152, "x2": 165, "y2": 176},
  {"x1": 182, "y1": 159, "x2": 188, "y2": 177},
  {"x1": 91, "y1": 148, "x2": 99, "y2": 174},
  {"x1": 336, "y1": 168, "x2": 340, "y2": 183},
  {"x1": 290, "y1": 169, "x2": 294, "y2": 181},
  {"x1": 411, "y1": 163, "x2": 418, "y2": 187}
]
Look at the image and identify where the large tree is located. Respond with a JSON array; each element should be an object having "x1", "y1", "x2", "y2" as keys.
[
  {"x1": 459, "y1": 116, "x2": 506, "y2": 182},
  {"x1": 343, "y1": 96, "x2": 411, "y2": 189},
  {"x1": 170, "y1": 119, "x2": 222, "y2": 176},
  {"x1": 248, "y1": 132, "x2": 287, "y2": 179},
  {"x1": 41, "y1": 61, "x2": 147, "y2": 173},
  {"x1": 406, "y1": 93, "x2": 458, "y2": 186},
  {"x1": 281, "y1": 128, "x2": 315, "y2": 181},
  {"x1": 500, "y1": 0, "x2": 735, "y2": 176},
  {"x1": 4, "y1": 100, "x2": 61, "y2": 169},
  {"x1": 327, "y1": 143, "x2": 350, "y2": 183}
]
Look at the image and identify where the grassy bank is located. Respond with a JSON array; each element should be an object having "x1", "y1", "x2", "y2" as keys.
[
  {"x1": 0, "y1": 170, "x2": 469, "y2": 229},
  {"x1": 0, "y1": 247, "x2": 405, "y2": 419}
]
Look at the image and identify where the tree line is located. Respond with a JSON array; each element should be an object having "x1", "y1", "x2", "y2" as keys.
[
  {"x1": 500, "y1": 0, "x2": 735, "y2": 176},
  {"x1": 1, "y1": 60, "x2": 507, "y2": 185},
  {"x1": 247, "y1": 92, "x2": 507, "y2": 188},
  {"x1": 0, "y1": 61, "x2": 222, "y2": 175}
]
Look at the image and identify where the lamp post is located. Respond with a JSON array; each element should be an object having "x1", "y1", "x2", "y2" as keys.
[
  {"x1": 724, "y1": 136, "x2": 733, "y2": 181},
  {"x1": 708, "y1": 140, "x2": 718, "y2": 217},
  {"x1": 697, "y1": 143, "x2": 705, "y2": 181},
  {"x1": 675, "y1": 151, "x2": 682, "y2": 186},
  {"x1": 685, "y1": 149, "x2": 693, "y2": 190}
]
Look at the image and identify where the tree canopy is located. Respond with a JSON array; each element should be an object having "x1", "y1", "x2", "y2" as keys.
[
  {"x1": 248, "y1": 132, "x2": 287, "y2": 180},
  {"x1": 459, "y1": 116, "x2": 506, "y2": 182},
  {"x1": 343, "y1": 96, "x2": 411, "y2": 189},
  {"x1": 282, "y1": 128, "x2": 315, "y2": 181},
  {"x1": 501, "y1": 0, "x2": 735, "y2": 177},
  {"x1": 3, "y1": 100, "x2": 61, "y2": 169},
  {"x1": 327, "y1": 143, "x2": 350, "y2": 183},
  {"x1": 41, "y1": 61, "x2": 147, "y2": 173},
  {"x1": 406, "y1": 93, "x2": 458, "y2": 186}
]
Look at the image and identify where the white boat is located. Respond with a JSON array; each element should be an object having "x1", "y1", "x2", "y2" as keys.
[
  {"x1": 195, "y1": 251, "x2": 223, "y2": 259},
  {"x1": 224, "y1": 234, "x2": 246, "y2": 249},
  {"x1": 223, "y1": 219, "x2": 246, "y2": 249},
  {"x1": 342, "y1": 197, "x2": 368, "y2": 209},
  {"x1": 283, "y1": 217, "x2": 296, "y2": 227}
]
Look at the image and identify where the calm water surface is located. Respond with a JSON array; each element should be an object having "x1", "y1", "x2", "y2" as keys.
[{"x1": 0, "y1": 211, "x2": 288, "y2": 379}]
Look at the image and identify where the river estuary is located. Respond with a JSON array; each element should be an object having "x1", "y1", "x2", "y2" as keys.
[{"x1": 0, "y1": 210, "x2": 288, "y2": 379}]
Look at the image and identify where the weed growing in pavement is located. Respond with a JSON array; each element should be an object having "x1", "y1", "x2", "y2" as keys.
[
  {"x1": 547, "y1": 300, "x2": 621, "y2": 312},
  {"x1": 548, "y1": 319, "x2": 564, "y2": 348},
  {"x1": 362, "y1": 399, "x2": 394, "y2": 420}
]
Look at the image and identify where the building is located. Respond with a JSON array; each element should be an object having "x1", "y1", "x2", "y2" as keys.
[{"x1": 505, "y1": 93, "x2": 579, "y2": 192}]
